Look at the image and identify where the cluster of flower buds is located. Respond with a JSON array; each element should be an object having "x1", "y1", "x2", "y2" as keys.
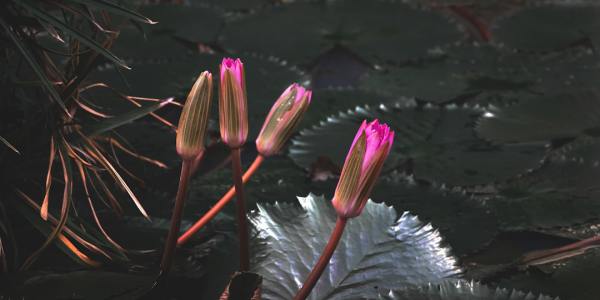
[{"x1": 178, "y1": 57, "x2": 315, "y2": 160}]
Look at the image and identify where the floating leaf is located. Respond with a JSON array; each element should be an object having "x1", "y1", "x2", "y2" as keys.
[
  {"x1": 139, "y1": 4, "x2": 223, "y2": 43},
  {"x1": 485, "y1": 139, "x2": 600, "y2": 230},
  {"x1": 377, "y1": 279, "x2": 557, "y2": 300},
  {"x1": 19, "y1": 271, "x2": 151, "y2": 299},
  {"x1": 493, "y1": 5, "x2": 600, "y2": 51},
  {"x1": 249, "y1": 194, "x2": 460, "y2": 300},
  {"x1": 373, "y1": 173, "x2": 498, "y2": 256},
  {"x1": 290, "y1": 102, "x2": 546, "y2": 186},
  {"x1": 110, "y1": 28, "x2": 191, "y2": 61},
  {"x1": 476, "y1": 90, "x2": 600, "y2": 143},
  {"x1": 220, "y1": 0, "x2": 463, "y2": 64},
  {"x1": 498, "y1": 250, "x2": 600, "y2": 300}
]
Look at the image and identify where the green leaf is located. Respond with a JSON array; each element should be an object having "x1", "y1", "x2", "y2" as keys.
[
  {"x1": 15, "y1": 1, "x2": 130, "y2": 69},
  {"x1": 377, "y1": 279, "x2": 558, "y2": 300},
  {"x1": 476, "y1": 90, "x2": 600, "y2": 143},
  {"x1": 66, "y1": 0, "x2": 156, "y2": 24},
  {"x1": 85, "y1": 97, "x2": 173, "y2": 137},
  {"x1": 290, "y1": 102, "x2": 547, "y2": 186},
  {"x1": 249, "y1": 194, "x2": 460, "y2": 300},
  {"x1": 220, "y1": 0, "x2": 463, "y2": 64},
  {"x1": 0, "y1": 18, "x2": 70, "y2": 115}
]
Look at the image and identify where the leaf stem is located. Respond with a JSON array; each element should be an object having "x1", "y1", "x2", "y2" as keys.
[
  {"x1": 231, "y1": 147, "x2": 250, "y2": 271},
  {"x1": 177, "y1": 155, "x2": 264, "y2": 246},
  {"x1": 159, "y1": 159, "x2": 192, "y2": 275},
  {"x1": 294, "y1": 217, "x2": 348, "y2": 300}
]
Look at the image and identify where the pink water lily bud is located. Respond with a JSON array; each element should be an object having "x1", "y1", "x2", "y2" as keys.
[
  {"x1": 256, "y1": 83, "x2": 312, "y2": 157},
  {"x1": 219, "y1": 58, "x2": 248, "y2": 148},
  {"x1": 332, "y1": 120, "x2": 394, "y2": 218},
  {"x1": 176, "y1": 71, "x2": 213, "y2": 161}
]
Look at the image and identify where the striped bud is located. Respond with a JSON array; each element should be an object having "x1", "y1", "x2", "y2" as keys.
[
  {"x1": 176, "y1": 71, "x2": 213, "y2": 160},
  {"x1": 332, "y1": 120, "x2": 394, "y2": 218},
  {"x1": 256, "y1": 83, "x2": 312, "y2": 157},
  {"x1": 219, "y1": 58, "x2": 248, "y2": 148}
]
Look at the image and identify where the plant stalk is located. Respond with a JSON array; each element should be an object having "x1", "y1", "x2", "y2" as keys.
[
  {"x1": 159, "y1": 160, "x2": 192, "y2": 275},
  {"x1": 177, "y1": 155, "x2": 264, "y2": 246},
  {"x1": 293, "y1": 217, "x2": 347, "y2": 300},
  {"x1": 231, "y1": 147, "x2": 250, "y2": 271}
]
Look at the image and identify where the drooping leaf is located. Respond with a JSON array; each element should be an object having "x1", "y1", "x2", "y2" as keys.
[
  {"x1": 220, "y1": 0, "x2": 464, "y2": 64},
  {"x1": 476, "y1": 90, "x2": 600, "y2": 143},
  {"x1": 66, "y1": 0, "x2": 156, "y2": 24},
  {"x1": 249, "y1": 194, "x2": 460, "y2": 300},
  {"x1": 377, "y1": 279, "x2": 557, "y2": 300},
  {"x1": 84, "y1": 97, "x2": 173, "y2": 137},
  {"x1": 16, "y1": 0, "x2": 130, "y2": 69},
  {"x1": 290, "y1": 102, "x2": 546, "y2": 186},
  {"x1": 0, "y1": 18, "x2": 70, "y2": 115},
  {"x1": 0, "y1": 135, "x2": 19, "y2": 154}
]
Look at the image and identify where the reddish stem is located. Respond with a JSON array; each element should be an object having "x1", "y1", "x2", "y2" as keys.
[
  {"x1": 159, "y1": 160, "x2": 192, "y2": 275},
  {"x1": 293, "y1": 217, "x2": 348, "y2": 300},
  {"x1": 177, "y1": 155, "x2": 265, "y2": 246},
  {"x1": 521, "y1": 235, "x2": 600, "y2": 266},
  {"x1": 231, "y1": 147, "x2": 250, "y2": 271},
  {"x1": 449, "y1": 5, "x2": 491, "y2": 42}
]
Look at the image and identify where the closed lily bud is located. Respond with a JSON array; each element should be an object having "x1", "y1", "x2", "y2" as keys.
[
  {"x1": 256, "y1": 83, "x2": 312, "y2": 157},
  {"x1": 176, "y1": 71, "x2": 213, "y2": 160},
  {"x1": 219, "y1": 58, "x2": 248, "y2": 148},
  {"x1": 332, "y1": 119, "x2": 394, "y2": 218}
]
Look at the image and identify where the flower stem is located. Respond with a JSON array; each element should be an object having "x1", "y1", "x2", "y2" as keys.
[
  {"x1": 231, "y1": 147, "x2": 250, "y2": 271},
  {"x1": 521, "y1": 235, "x2": 600, "y2": 266},
  {"x1": 177, "y1": 155, "x2": 264, "y2": 246},
  {"x1": 159, "y1": 159, "x2": 192, "y2": 275},
  {"x1": 293, "y1": 217, "x2": 347, "y2": 300}
]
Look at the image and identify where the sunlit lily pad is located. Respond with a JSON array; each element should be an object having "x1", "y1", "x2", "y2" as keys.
[
  {"x1": 290, "y1": 102, "x2": 547, "y2": 186},
  {"x1": 377, "y1": 279, "x2": 558, "y2": 300},
  {"x1": 249, "y1": 194, "x2": 460, "y2": 300},
  {"x1": 220, "y1": 0, "x2": 464, "y2": 64}
]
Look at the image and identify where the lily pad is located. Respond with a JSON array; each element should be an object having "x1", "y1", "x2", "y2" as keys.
[
  {"x1": 220, "y1": 0, "x2": 464, "y2": 64},
  {"x1": 492, "y1": 5, "x2": 600, "y2": 51},
  {"x1": 484, "y1": 147, "x2": 600, "y2": 230},
  {"x1": 249, "y1": 194, "x2": 460, "y2": 300},
  {"x1": 19, "y1": 271, "x2": 151, "y2": 300},
  {"x1": 377, "y1": 279, "x2": 557, "y2": 300},
  {"x1": 139, "y1": 4, "x2": 223, "y2": 43},
  {"x1": 290, "y1": 102, "x2": 547, "y2": 186},
  {"x1": 476, "y1": 90, "x2": 600, "y2": 143},
  {"x1": 373, "y1": 172, "x2": 499, "y2": 256}
]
